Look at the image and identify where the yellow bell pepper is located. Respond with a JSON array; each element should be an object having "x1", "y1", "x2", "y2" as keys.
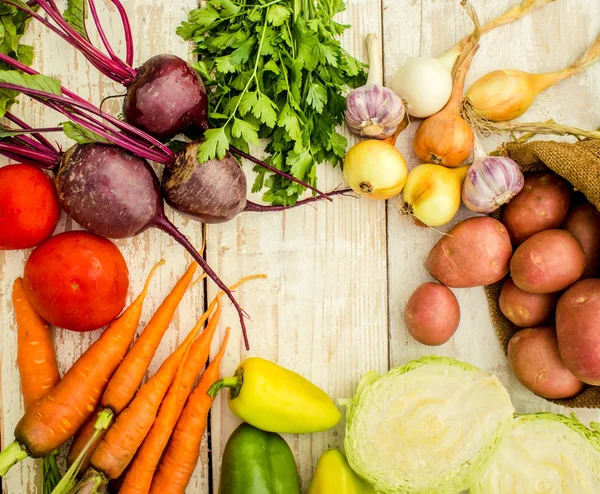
[
  {"x1": 308, "y1": 450, "x2": 376, "y2": 494},
  {"x1": 208, "y1": 357, "x2": 341, "y2": 433}
]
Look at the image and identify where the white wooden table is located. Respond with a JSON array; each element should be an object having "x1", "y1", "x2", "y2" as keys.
[{"x1": 1, "y1": 0, "x2": 599, "y2": 492}]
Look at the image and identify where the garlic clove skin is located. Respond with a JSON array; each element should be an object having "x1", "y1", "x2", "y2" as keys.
[
  {"x1": 462, "y1": 156, "x2": 525, "y2": 214},
  {"x1": 345, "y1": 85, "x2": 405, "y2": 140}
]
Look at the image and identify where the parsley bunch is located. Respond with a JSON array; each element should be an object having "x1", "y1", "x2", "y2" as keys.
[{"x1": 178, "y1": 0, "x2": 366, "y2": 206}]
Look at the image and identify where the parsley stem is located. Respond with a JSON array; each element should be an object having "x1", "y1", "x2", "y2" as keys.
[{"x1": 223, "y1": 8, "x2": 270, "y2": 129}]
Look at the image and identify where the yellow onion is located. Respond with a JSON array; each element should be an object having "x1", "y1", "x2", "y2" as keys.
[
  {"x1": 403, "y1": 164, "x2": 469, "y2": 227},
  {"x1": 343, "y1": 135, "x2": 408, "y2": 200},
  {"x1": 413, "y1": 15, "x2": 479, "y2": 168},
  {"x1": 465, "y1": 33, "x2": 600, "y2": 122}
]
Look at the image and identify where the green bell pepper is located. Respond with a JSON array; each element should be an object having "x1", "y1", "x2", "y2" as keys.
[{"x1": 219, "y1": 423, "x2": 301, "y2": 494}]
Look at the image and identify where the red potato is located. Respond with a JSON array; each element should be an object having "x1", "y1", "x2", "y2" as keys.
[
  {"x1": 499, "y1": 278, "x2": 559, "y2": 327},
  {"x1": 556, "y1": 278, "x2": 600, "y2": 385},
  {"x1": 404, "y1": 283, "x2": 460, "y2": 346},
  {"x1": 502, "y1": 173, "x2": 571, "y2": 244},
  {"x1": 425, "y1": 217, "x2": 512, "y2": 288},
  {"x1": 0, "y1": 164, "x2": 60, "y2": 250},
  {"x1": 510, "y1": 230, "x2": 585, "y2": 294},
  {"x1": 24, "y1": 231, "x2": 130, "y2": 332},
  {"x1": 563, "y1": 202, "x2": 600, "y2": 279},
  {"x1": 508, "y1": 327, "x2": 584, "y2": 399}
]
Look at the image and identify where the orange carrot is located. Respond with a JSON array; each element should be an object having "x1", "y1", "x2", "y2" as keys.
[
  {"x1": 12, "y1": 277, "x2": 61, "y2": 411},
  {"x1": 119, "y1": 299, "x2": 223, "y2": 494},
  {"x1": 88, "y1": 299, "x2": 213, "y2": 481},
  {"x1": 0, "y1": 261, "x2": 164, "y2": 477},
  {"x1": 67, "y1": 264, "x2": 202, "y2": 474},
  {"x1": 149, "y1": 328, "x2": 231, "y2": 494},
  {"x1": 102, "y1": 262, "x2": 198, "y2": 412},
  {"x1": 12, "y1": 277, "x2": 63, "y2": 493}
]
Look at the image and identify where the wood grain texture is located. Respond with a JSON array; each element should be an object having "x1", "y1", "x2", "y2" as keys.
[
  {"x1": 0, "y1": 1, "x2": 206, "y2": 492},
  {"x1": 384, "y1": 0, "x2": 600, "y2": 426},
  {"x1": 206, "y1": 1, "x2": 387, "y2": 491},
  {"x1": 1, "y1": 0, "x2": 600, "y2": 493}
]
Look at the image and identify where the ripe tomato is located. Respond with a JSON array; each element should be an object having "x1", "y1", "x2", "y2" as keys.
[
  {"x1": 23, "y1": 231, "x2": 130, "y2": 332},
  {"x1": 0, "y1": 164, "x2": 61, "y2": 250}
]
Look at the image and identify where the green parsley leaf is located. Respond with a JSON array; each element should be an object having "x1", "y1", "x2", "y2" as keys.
[
  {"x1": 198, "y1": 127, "x2": 230, "y2": 162},
  {"x1": 288, "y1": 149, "x2": 313, "y2": 180},
  {"x1": 306, "y1": 82, "x2": 328, "y2": 113},
  {"x1": 232, "y1": 118, "x2": 260, "y2": 145},
  {"x1": 252, "y1": 93, "x2": 277, "y2": 128},
  {"x1": 267, "y1": 5, "x2": 291, "y2": 26}
]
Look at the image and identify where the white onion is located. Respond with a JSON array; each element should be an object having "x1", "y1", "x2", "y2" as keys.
[{"x1": 390, "y1": 56, "x2": 454, "y2": 119}]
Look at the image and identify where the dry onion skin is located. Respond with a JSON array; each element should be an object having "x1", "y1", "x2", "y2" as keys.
[
  {"x1": 413, "y1": 3, "x2": 480, "y2": 168},
  {"x1": 391, "y1": 0, "x2": 554, "y2": 119},
  {"x1": 403, "y1": 164, "x2": 468, "y2": 227},
  {"x1": 343, "y1": 133, "x2": 408, "y2": 201},
  {"x1": 465, "y1": 33, "x2": 600, "y2": 122}
]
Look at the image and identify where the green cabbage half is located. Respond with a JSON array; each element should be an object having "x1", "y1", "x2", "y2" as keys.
[
  {"x1": 471, "y1": 413, "x2": 600, "y2": 494},
  {"x1": 342, "y1": 356, "x2": 514, "y2": 494}
]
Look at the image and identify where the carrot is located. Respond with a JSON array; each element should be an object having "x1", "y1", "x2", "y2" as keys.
[
  {"x1": 67, "y1": 264, "x2": 202, "y2": 475},
  {"x1": 149, "y1": 328, "x2": 231, "y2": 494},
  {"x1": 13, "y1": 278, "x2": 61, "y2": 410},
  {"x1": 102, "y1": 262, "x2": 198, "y2": 412},
  {"x1": 118, "y1": 298, "x2": 223, "y2": 494},
  {"x1": 12, "y1": 277, "x2": 62, "y2": 494},
  {"x1": 0, "y1": 260, "x2": 164, "y2": 477},
  {"x1": 87, "y1": 298, "x2": 215, "y2": 481}
]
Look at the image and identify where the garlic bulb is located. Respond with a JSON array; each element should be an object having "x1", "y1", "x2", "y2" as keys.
[
  {"x1": 345, "y1": 33, "x2": 404, "y2": 139},
  {"x1": 462, "y1": 140, "x2": 525, "y2": 213}
]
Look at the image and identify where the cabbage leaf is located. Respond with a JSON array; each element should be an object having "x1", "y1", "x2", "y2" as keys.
[{"x1": 343, "y1": 356, "x2": 514, "y2": 494}]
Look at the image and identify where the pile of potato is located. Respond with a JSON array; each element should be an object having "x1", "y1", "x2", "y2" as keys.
[{"x1": 404, "y1": 172, "x2": 600, "y2": 400}]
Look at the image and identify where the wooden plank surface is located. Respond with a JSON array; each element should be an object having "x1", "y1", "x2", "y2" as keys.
[
  {"x1": 385, "y1": 0, "x2": 600, "y2": 425},
  {"x1": 0, "y1": 0, "x2": 599, "y2": 493}
]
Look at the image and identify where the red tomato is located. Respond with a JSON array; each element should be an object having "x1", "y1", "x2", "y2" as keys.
[
  {"x1": 0, "y1": 164, "x2": 61, "y2": 250},
  {"x1": 23, "y1": 231, "x2": 130, "y2": 332}
]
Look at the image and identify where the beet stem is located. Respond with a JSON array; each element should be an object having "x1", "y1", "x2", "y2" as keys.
[
  {"x1": 88, "y1": 0, "x2": 122, "y2": 65},
  {"x1": 4, "y1": 112, "x2": 60, "y2": 152},
  {"x1": 0, "y1": 142, "x2": 59, "y2": 168},
  {"x1": 107, "y1": 0, "x2": 135, "y2": 67},
  {"x1": 9, "y1": 0, "x2": 133, "y2": 83},
  {"x1": 229, "y1": 146, "x2": 332, "y2": 202},
  {"x1": 153, "y1": 215, "x2": 251, "y2": 350},
  {"x1": 37, "y1": 0, "x2": 134, "y2": 80},
  {"x1": 243, "y1": 188, "x2": 354, "y2": 212},
  {"x1": 0, "y1": 78, "x2": 174, "y2": 163}
]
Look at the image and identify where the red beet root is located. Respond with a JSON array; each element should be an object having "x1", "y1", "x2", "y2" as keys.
[{"x1": 123, "y1": 55, "x2": 209, "y2": 140}]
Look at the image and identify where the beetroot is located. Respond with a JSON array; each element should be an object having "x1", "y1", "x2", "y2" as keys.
[
  {"x1": 163, "y1": 143, "x2": 247, "y2": 223},
  {"x1": 123, "y1": 55, "x2": 209, "y2": 140}
]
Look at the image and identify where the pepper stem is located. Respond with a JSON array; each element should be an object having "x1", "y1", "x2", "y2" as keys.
[
  {"x1": 0, "y1": 441, "x2": 29, "y2": 476},
  {"x1": 208, "y1": 376, "x2": 241, "y2": 399}
]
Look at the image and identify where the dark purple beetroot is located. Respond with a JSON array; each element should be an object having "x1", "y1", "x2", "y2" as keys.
[
  {"x1": 56, "y1": 144, "x2": 162, "y2": 238},
  {"x1": 123, "y1": 55, "x2": 209, "y2": 140},
  {"x1": 55, "y1": 143, "x2": 250, "y2": 348},
  {"x1": 162, "y1": 142, "x2": 247, "y2": 224}
]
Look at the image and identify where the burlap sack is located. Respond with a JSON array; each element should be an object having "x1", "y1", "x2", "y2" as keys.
[{"x1": 485, "y1": 139, "x2": 600, "y2": 409}]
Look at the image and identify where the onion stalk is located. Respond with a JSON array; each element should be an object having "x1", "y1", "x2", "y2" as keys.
[
  {"x1": 465, "y1": 32, "x2": 600, "y2": 122},
  {"x1": 391, "y1": 0, "x2": 556, "y2": 119},
  {"x1": 413, "y1": 2, "x2": 480, "y2": 168},
  {"x1": 467, "y1": 115, "x2": 600, "y2": 141}
]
